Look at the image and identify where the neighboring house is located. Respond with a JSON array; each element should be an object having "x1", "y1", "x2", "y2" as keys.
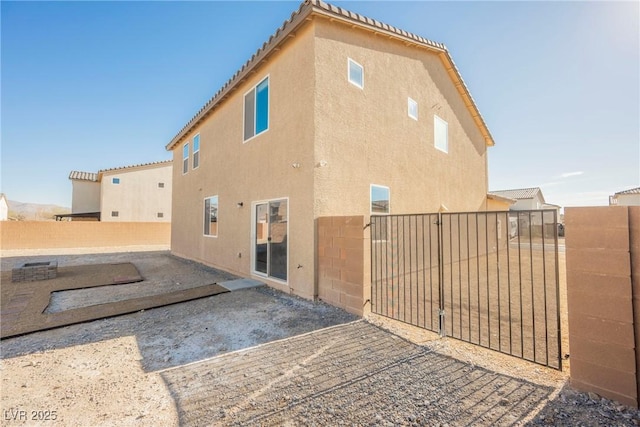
[
  {"x1": 486, "y1": 193, "x2": 516, "y2": 211},
  {"x1": 488, "y1": 188, "x2": 547, "y2": 211},
  {"x1": 165, "y1": 0, "x2": 495, "y2": 299},
  {"x1": 69, "y1": 171, "x2": 100, "y2": 219},
  {"x1": 67, "y1": 161, "x2": 172, "y2": 222},
  {"x1": 609, "y1": 187, "x2": 640, "y2": 206},
  {"x1": 0, "y1": 193, "x2": 8, "y2": 221}
]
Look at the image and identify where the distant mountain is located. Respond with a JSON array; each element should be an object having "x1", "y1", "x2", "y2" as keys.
[{"x1": 7, "y1": 200, "x2": 70, "y2": 221}]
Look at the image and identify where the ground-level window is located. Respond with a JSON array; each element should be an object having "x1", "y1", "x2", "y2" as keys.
[
  {"x1": 371, "y1": 185, "x2": 390, "y2": 214},
  {"x1": 158, "y1": 182, "x2": 165, "y2": 188},
  {"x1": 157, "y1": 212, "x2": 164, "y2": 218},
  {"x1": 204, "y1": 195, "x2": 218, "y2": 237},
  {"x1": 112, "y1": 177, "x2": 120, "y2": 184},
  {"x1": 348, "y1": 58, "x2": 364, "y2": 89},
  {"x1": 434, "y1": 115, "x2": 448, "y2": 153},
  {"x1": 408, "y1": 97, "x2": 418, "y2": 120},
  {"x1": 193, "y1": 134, "x2": 200, "y2": 169},
  {"x1": 111, "y1": 211, "x2": 119, "y2": 217},
  {"x1": 244, "y1": 76, "x2": 269, "y2": 142},
  {"x1": 183, "y1": 143, "x2": 189, "y2": 174}
]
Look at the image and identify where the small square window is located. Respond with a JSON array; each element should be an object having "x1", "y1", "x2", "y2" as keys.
[
  {"x1": 408, "y1": 97, "x2": 418, "y2": 120},
  {"x1": 112, "y1": 178, "x2": 120, "y2": 184},
  {"x1": 158, "y1": 182, "x2": 165, "y2": 188},
  {"x1": 183, "y1": 143, "x2": 189, "y2": 174},
  {"x1": 157, "y1": 212, "x2": 164, "y2": 218},
  {"x1": 348, "y1": 58, "x2": 364, "y2": 89},
  {"x1": 434, "y1": 115, "x2": 449, "y2": 153},
  {"x1": 193, "y1": 134, "x2": 200, "y2": 169},
  {"x1": 111, "y1": 211, "x2": 119, "y2": 217}
]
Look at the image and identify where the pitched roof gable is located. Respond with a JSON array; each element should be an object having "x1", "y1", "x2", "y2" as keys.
[
  {"x1": 165, "y1": 0, "x2": 495, "y2": 151},
  {"x1": 489, "y1": 187, "x2": 544, "y2": 202},
  {"x1": 615, "y1": 187, "x2": 640, "y2": 196}
]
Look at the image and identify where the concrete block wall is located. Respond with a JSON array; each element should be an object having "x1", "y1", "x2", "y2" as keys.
[
  {"x1": 565, "y1": 206, "x2": 639, "y2": 407},
  {"x1": 0, "y1": 221, "x2": 170, "y2": 251},
  {"x1": 316, "y1": 216, "x2": 365, "y2": 316}
]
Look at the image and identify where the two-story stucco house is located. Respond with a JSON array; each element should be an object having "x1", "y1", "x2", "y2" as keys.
[
  {"x1": 68, "y1": 160, "x2": 172, "y2": 222},
  {"x1": 166, "y1": 0, "x2": 495, "y2": 299}
]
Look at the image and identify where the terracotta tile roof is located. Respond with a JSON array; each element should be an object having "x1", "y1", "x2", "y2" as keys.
[
  {"x1": 165, "y1": 0, "x2": 495, "y2": 151},
  {"x1": 69, "y1": 171, "x2": 99, "y2": 182},
  {"x1": 489, "y1": 187, "x2": 543, "y2": 201},
  {"x1": 615, "y1": 187, "x2": 640, "y2": 195},
  {"x1": 98, "y1": 160, "x2": 172, "y2": 174}
]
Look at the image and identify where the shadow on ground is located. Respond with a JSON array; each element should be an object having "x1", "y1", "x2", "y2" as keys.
[
  {"x1": 161, "y1": 321, "x2": 555, "y2": 426},
  {"x1": 0, "y1": 252, "x2": 357, "y2": 372}
]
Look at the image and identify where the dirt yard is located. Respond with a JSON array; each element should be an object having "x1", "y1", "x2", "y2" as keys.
[{"x1": 1, "y1": 251, "x2": 639, "y2": 426}]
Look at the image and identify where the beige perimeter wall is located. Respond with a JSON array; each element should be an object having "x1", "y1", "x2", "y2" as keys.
[
  {"x1": 565, "y1": 206, "x2": 640, "y2": 407},
  {"x1": 0, "y1": 221, "x2": 170, "y2": 251}
]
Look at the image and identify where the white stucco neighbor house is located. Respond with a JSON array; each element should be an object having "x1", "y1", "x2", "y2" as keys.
[
  {"x1": 66, "y1": 160, "x2": 172, "y2": 222},
  {"x1": 609, "y1": 187, "x2": 640, "y2": 206},
  {"x1": 489, "y1": 187, "x2": 548, "y2": 211},
  {"x1": 0, "y1": 193, "x2": 8, "y2": 221}
]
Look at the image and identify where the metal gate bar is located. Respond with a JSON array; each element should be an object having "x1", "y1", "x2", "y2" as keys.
[{"x1": 371, "y1": 210, "x2": 562, "y2": 370}]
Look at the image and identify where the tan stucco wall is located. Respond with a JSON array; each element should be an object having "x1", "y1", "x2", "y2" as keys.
[
  {"x1": 312, "y1": 18, "x2": 488, "y2": 220},
  {"x1": 101, "y1": 164, "x2": 172, "y2": 222},
  {"x1": 71, "y1": 180, "x2": 100, "y2": 214},
  {"x1": 486, "y1": 198, "x2": 511, "y2": 211},
  {"x1": 170, "y1": 23, "x2": 317, "y2": 298},
  {"x1": 169, "y1": 17, "x2": 491, "y2": 301}
]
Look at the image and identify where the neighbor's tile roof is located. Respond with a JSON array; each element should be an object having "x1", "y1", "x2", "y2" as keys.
[
  {"x1": 69, "y1": 171, "x2": 99, "y2": 182},
  {"x1": 165, "y1": 0, "x2": 495, "y2": 151},
  {"x1": 615, "y1": 187, "x2": 640, "y2": 195},
  {"x1": 98, "y1": 160, "x2": 172, "y2": 174},
  {"x1": 489, "y1": 188, "x2": 542, "y2": 201}
]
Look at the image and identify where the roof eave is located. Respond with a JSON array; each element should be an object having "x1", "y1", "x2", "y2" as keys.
[{"x1": 166, "y1": 0, "x2": 496, "y2": 150}]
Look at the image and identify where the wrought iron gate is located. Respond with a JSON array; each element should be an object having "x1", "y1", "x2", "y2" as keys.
[{"x1": 370, "y1": 210, "x2": 562, "y2": 370}]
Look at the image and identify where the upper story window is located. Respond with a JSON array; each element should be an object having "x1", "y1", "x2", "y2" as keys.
[
  {"x1": 112, "y1": 178, "x2": 120, "y2": 184},
  {"x1": 348, "y1": 58, "x2": 364, "y2": 89},
  {"x1": 408, "y1": 97, "x2": 418, "y2": 120},
  {"x1": 434, "y1": 115, "x2": 449, "y2": 153},
  {"x1": 370, "y1": 184, "x2": 390, "y2": 214},
  {"x1": 244, "y1": 76, "x2": 269, "y2": 142},
  {"x1": 158, "y1": 182, "x2": 165, "y2": 188},
  {"x1": 193, "y1": 134, "x2": 200, "y2": 169},
  {"x1": 183, "y1": 143, "x2": 189, "y2": 174},
  {"x1": 204, "y1": 195, "x2": 218, "y2": 237}
]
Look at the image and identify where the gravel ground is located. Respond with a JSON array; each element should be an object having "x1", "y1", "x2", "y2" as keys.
[{"x1": 2, "y1": 251, "x2": 640, "y2": 426}]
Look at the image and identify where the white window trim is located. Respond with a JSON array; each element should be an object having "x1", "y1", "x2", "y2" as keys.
[
  {"x1": 182, "y1": 142, "x2": 190, "y2": 174},
  {"x1": 250, "y1": 196, "x2": 289, "y2": 285},
  {"x1": 370, "y1": 184, "x2": 390, "y2": 215},
  {"x1": 193, "y1": 134, "x2": 200, "y2": 170},
  {"x1": 408, "y1": 97, "x2": 418, "y2": 120},
  {"x1": 203, "y1": 195, "x2": 219, "y2": 238},
  {"x1": 434, "y1": 115, "x2": 449, "y2": 153},
  {"x1": 243, "y1": 75, "x2": 270, "y2": 144},
  {"x1": 348, "y1": 58, "x2": 364, "y2": 89}
]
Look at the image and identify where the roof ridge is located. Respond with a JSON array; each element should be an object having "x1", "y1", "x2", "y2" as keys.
[
  {"x1": 165, "y1": 0, "x2": 494, "y2": 150},
  {"x1": 98, "y1": 159, "x2": 172, "y2": 174}
]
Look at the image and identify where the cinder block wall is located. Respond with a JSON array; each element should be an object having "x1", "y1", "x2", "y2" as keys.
[
  {"x1": 316, "y1": 216, "x2": 365, "y2": 316},
  {"x1": 565, "y1": 206, "x2": 639, "y2": 407},
  {"x1": 0, "y1": 221, "x2": 170, "y2": 251}
]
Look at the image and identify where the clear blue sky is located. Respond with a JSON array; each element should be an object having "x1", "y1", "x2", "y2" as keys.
[{"x1": 2, "y1": 1, "x2": 638, "y2": 209}]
